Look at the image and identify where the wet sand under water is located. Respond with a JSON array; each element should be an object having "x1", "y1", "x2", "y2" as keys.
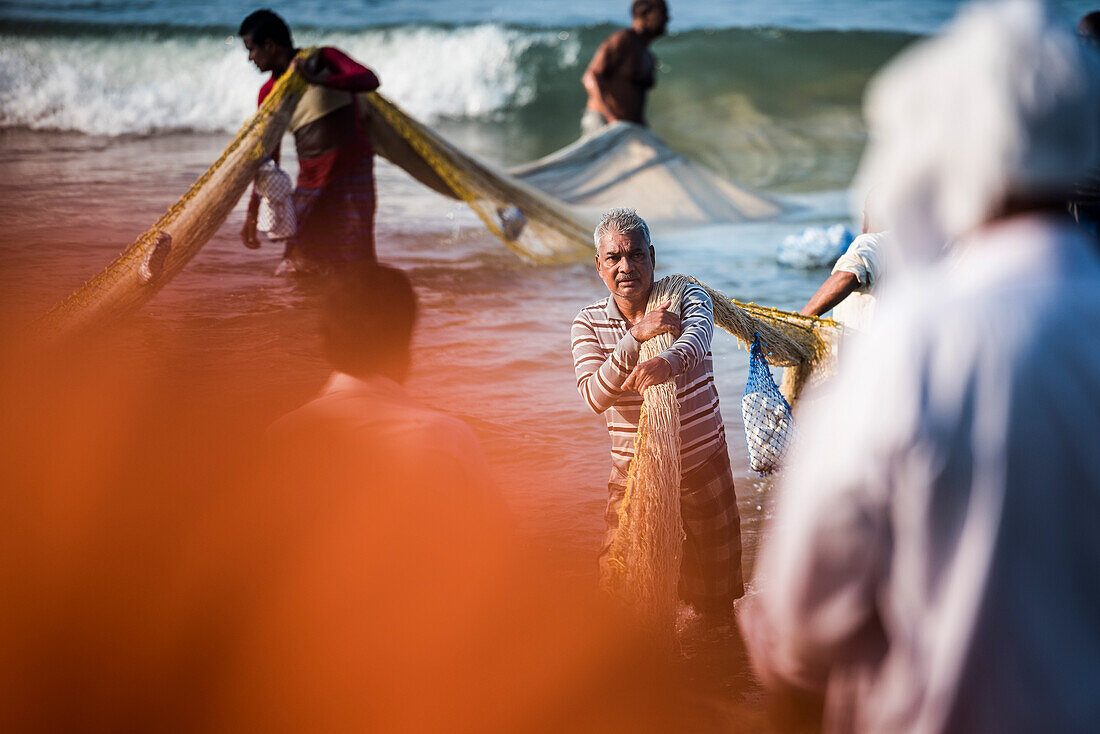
[{"x1": 0, "y1": 127, "x2": 844, "y2": 728}]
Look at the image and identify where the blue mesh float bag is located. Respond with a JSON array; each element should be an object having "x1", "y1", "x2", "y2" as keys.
[{"x1": 742, "y1": 334, "x2": 796, "y2": 475}]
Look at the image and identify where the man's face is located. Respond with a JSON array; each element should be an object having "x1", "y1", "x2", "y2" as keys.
[
  {"x1": 242, "y1": 33, "x2": 278, "y2": 73},
  {"x1": 642, "y1": 2, "x2": 669, "y2": 37},
  {"x1": 595, "y1": 229, "x2": 655, "y2": 302}
]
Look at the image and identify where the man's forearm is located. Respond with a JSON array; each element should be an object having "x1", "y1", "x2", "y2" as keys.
[
  {"x1": 322, "y1": 66, "x2": 380, "y2": 92},
  {"x1": 801, "y1": 271, "x2": 860, "y2": 317},
  {"x1": 657, "y1": 289, "x2": 713, "y2": 375},
  {"x1": 572, "y1": 328, "x2": 641, "y2": 414}
]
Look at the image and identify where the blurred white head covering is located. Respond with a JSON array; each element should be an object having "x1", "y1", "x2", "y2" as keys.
[{"x1": 854, "y1": 0, "x2": 1100, "y2": 265}]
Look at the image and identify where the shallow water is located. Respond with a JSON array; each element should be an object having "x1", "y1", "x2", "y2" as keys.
[
  {"x1": 0, "y1": 124, "x2": 846, "y2": 578},
  {"x1": 6, "y1": 2, "x2": 1097, "y2": 726},
  {"x1": 1, "y1": 126, "x2": 850, "y2": 728},
  {"x1": 0, "y1": 6, "x2": 914, "y2": 719}
]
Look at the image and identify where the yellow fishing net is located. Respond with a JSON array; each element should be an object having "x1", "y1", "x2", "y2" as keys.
[
  {"x1": 43, "y1": 78, "x2": 598, "y2": 335},
  {"x1": 601, "y1": 277, "x2": 688, "y2": 630},
  {"x1": 602, "y1": 274, "x2": 837, "y2": 626},
  {"x1": 361, "y1": 93, "x2": 595, "y2": 264},
  {"x1": 43, "y1": 52, "x2": 313, "y2": 336}
]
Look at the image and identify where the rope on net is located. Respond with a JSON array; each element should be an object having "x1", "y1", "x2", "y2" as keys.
[
  {"x1": 42, "y1": 51, "x2": 313, "y2": 335},
  {"x1": 601, "y1": 274, "x2": 838, "y2": 626},
  {"x1": 361, "y1": 93, "x2": 595, "y2": 264},
  {"x1": 601, "y1": 277, "x2": 687, "y2": 630},
  {"x1": 42, "y1": 82, "x2": 596, "y2": 336},
  {"x1": 693, "y1": 276, "x2": 840, "y2": 402}
]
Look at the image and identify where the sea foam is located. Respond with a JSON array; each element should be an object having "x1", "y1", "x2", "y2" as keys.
[{"x1": 0, "y1": 24, "x2": 578, "y2": 135}]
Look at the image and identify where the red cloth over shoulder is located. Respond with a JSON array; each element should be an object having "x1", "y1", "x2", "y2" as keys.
[
  {"x1": 255, "y1": 48, "x2": 379, "y2": 189},
  {"x1": 315, "y1": 47, "x2": 380, "y2": 92},
  {"x1": 256, "y1": 48, "x2": 379, "y2": 107},
  {"x1": 257, "y1": 75, "x2": 276, "y2": 107}
]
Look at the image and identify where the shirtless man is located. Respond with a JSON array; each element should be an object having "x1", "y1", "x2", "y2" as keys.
[{"x1": 581, "y1": 0, "x2": 669, "y2": 135}]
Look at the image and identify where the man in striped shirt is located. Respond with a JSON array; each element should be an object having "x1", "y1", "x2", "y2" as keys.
[{"x1": 571, "y1": 208, "x2": 743, "y2": 622}]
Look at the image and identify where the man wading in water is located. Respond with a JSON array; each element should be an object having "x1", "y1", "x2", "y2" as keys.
[
  {"x1": 238, "y1": 9, "x2": 381, "y2": 273},
  {"x1": 571, "y1": 208, "x2": 744, "y2": 626},
  {"x1": 581, "y1": 0, "x2": 669, "y2": 136}
]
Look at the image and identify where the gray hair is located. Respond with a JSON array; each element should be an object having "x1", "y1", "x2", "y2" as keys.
[{"x1": 593, "y1": 208, "x2": 651, "y2": 251}]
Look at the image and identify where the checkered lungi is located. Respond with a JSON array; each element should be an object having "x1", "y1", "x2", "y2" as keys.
[
  {"x1": 599, "y1": 444, "x2": 744, "y2": 613},
  {"x1": 290, "y1": 153, "x2": 377, "y2": 263}
]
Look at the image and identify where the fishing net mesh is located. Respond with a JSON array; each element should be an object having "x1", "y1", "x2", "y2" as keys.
[
  {"x1": 44, "y1": 52, "x2": 312, "y2": 333},
  {"x1": 742, "y1": 334, "x2": 796, "y2": 475},
  {"x1": 602, "y1": 277, "x2": 686, "y2": 631},
  {"x1": 362, "y1": 93, "x2": 595, "y2": 264},
  {"x1": 602, "y1": 275, "x2": 836, "y2": 625}
]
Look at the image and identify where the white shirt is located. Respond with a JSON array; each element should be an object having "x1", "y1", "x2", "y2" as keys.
[
  {"x1": 741, "y1": 215, "x2": 1100, "y2": 733},
  {"x1": 831, "y1": 231, "x2": 888, "y2": 332}
]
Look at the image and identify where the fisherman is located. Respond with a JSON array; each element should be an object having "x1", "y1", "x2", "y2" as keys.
[
  {"x1": 581, "y1": 0, "x2": 669, "y2": 136},
  {"x1": 571, "y1": 208, "x2": 743, "y2": 625},
  {"x1": 238, "y1": 9, "x2": 381, "y2": 273},
  {"x1": 741, "y1": 2, "x2": 1100, "y2": 732},
  {"x1": 799, "y1": 193, "x2": 888, "y2": 332}
]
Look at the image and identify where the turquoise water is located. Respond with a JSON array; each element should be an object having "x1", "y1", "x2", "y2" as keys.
[{"x1": 1, "y1": 0, "x2": 1094, "y2": 32}]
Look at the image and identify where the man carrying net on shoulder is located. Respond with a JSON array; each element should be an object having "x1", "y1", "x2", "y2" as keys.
[
  {"x1": 238, "y1": 9, "x2": 381, "y2": 273},
  {"x1": 571, "y1": 208, "x2": 743, "y2": 625}
]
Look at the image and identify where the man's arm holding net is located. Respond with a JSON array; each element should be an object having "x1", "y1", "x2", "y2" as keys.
[
  {"x1": 656, "y1": 283, "x2": 713, "y2": 376},
  {"x1": 571, "y1": 312, "x2": 641, "y2": 414}
]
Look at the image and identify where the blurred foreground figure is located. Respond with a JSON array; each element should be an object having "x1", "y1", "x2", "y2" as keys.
[
  {"x1": 269, "y1": 264, "x2": 494, "y2": 500},
  {"x1": 0, "y1": 269, "x2": 723, "y2": 733},
  {"x1": 1082, "y1": 9, "x2": 1100, "y2": 38},
  {"x1": 741, "y1": 2, "x2": 1100, "y2": 733}
]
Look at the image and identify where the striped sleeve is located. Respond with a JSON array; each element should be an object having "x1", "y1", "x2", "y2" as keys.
[
  {"x1": 571, "y1": 310, "x2": 642, "y2": 414},
  {"x1": 658, "y1": 283, "x2": 713, "y2": 376}
]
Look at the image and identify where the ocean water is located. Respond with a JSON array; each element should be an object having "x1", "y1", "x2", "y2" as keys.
[
  {"x1": 1, "y1": 2, "x2": 1094, "y2": 701},
  {"x1": 1, "y1": 0, "x2": 1095, "y2": 31},
  {"x1": 5, "y1": 0, "x2": 1094, "y2": 550}
]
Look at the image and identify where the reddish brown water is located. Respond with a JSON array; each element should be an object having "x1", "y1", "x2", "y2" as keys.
[{"x1": 1, "y1": 126, "x2": 847, "y2": 730}]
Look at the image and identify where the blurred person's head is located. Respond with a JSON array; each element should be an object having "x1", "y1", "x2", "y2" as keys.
[
  {"x1": 861, "y1": 187, "x2": 883, "y2": 234},
  {"x1": 855, "y1": 0, "x2": 1100, "y2": 265},
  {"x1": 594, "y1": 208, "x2": 656, "y2": 305},
  {"x1": 1079, "y1": 11, "x2": 1100, "y2": 43},
  {"x1": 322, "y1": 264, "x2": 416, "y2": 383},
  {"x1": 632, "y1": 0, "x2": 669, "y2": 39},
  {"x1": 239, "y1": 9, "x2": 293, "y2": 72}
]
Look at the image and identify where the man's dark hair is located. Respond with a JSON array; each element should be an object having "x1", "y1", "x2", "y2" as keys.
[
  {"x1": 631, "y1": 0, "x2": 666, "y2": 19},
  {"x1": 238, "y1": 9, "x2": 293, "y2": 49},
  {"x1": 322, "y1": 264, "x2": 417, "y2": 379},
  {"x1": 1080, "y1": 11, "x2": 1100, "y2": 42}
]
